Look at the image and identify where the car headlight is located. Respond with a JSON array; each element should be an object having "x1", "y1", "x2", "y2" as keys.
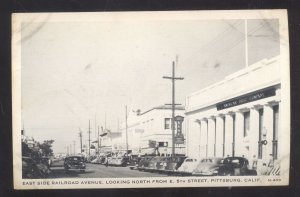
[{"x1": 213, "y1": 170, "x2": 218, "y2": 174}]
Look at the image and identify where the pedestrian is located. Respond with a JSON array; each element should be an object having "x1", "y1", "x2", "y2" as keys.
[
  {"x1": 259, "y1": 163, "x2": 269, "y2": 175},
  {"x1": 105, "y1": 156, "x2": 109, "y2": 167},
  {"x1": 252, "y1": 154, "x2": 258, "y2": 170}
]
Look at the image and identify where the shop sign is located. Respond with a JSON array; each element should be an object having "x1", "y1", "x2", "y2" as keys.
[
  {"x1": 216, "y1": 87, "x2": 276, "y2": 110},
  {"x1": 175, "y1": 135, "x2": 184, "y2": 144}
]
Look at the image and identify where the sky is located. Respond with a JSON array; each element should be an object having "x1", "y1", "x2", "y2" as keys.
[{"x1": 21, "y1": 15, "x2": 279, "y2": 154}]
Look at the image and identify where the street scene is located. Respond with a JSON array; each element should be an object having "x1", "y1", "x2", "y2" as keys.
[
  {"x1": 48, "y1": 159, "x2": 167, "y2": 178},
  {"x1": 16, "y1": 11, "x2": 289, "y2": 187}
]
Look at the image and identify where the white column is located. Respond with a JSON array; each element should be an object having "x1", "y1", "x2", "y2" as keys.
[
  {"x1": 207, "y1": 118, "x2": 216, "y2": 157},
  {"x1": 249, "y1": 108, "x2": 259, "y2": 168},
  {"x1": 195, "y1": 120, "x2": 202, "y2": 159},
  {"x1": 277, "y1": 102, "x2": 282, "y2": 159},
  {"x1": 215, "y1": 116, "x2": 224, "y2": 157},
  {"x1": 200, "y1": 120, "x2": 208, "y2": 158},
  {"x1": 188, "y1": 118, "x2": 201, "y2": 159},
  {"x1": 263, "y1": 105, "x2": 273, "y2": 164},
  {"x1": 235, "y1": 112, "x2": 245, "y2": 157},
  {"x1": 224, "y1": 114, "x2": 233, "y2": 157}
]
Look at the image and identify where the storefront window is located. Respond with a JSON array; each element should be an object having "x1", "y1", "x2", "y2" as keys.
[
  {"x1": 258, "y1": 109, "x2": 264, "y2": 159},
  {"x1": 243, "y1": 111, "x2": 250, "y2": 137},
  {"x1": 164, "y1": 118, "x2": 170, "y2": 129},
  {"x1": 273, "y1": 105, "x2": 279, "y2": 160}
]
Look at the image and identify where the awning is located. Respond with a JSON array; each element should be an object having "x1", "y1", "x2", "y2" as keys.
[{"x1": 139, "y1": 148, "x2": 156, "y2": 156}]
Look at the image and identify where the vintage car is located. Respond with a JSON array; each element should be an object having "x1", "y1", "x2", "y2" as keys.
[
  {"x1": 64, "y1": 156, "x2": 86, "y2": 172},
  {"x1": 91, "y1": 156, "x2": 102, "y2": 164},
  {"x1": 113, "y1": 156, "x2": 130, "y2": 167},
  {"x1": 137, "y1": 156, "x2": 153, "y2": 171},
  {"x1": 129, "y1": 156, "x2": 142, "y2": 170},
  {"x1": 144, "y1": 156, "x2": 163, "y2": 172},
  {"x1": 192, "y1": 157, "x2": 224, "y2": 176},
  {"x1": 177, "y1": 158, "x2": 199, "y2": 175},
  {"x1": 217, "y1": 157, "x2": 257, "y2": 176},
  {"x1": 164, "y1": 156, "x2": 187, "y2": 174},
  {"x1": 156, "y1": 157, "x2": 169, "y2": 172}
]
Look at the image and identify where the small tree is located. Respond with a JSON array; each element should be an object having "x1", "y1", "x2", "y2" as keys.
[
  {"x1": 38, "y1": 140, "x2": 55, "y2": 157},
  {"x1": 22, "y1": 142, "x2": 32, "y2": 157}
]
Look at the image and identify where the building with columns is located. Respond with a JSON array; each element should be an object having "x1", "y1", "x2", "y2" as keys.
[{"x1": 185, "y1": 56, "x2": 286, "y2": 171}]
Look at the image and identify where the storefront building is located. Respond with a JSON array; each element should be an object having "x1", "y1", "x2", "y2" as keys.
[
  {"x1": 185, "y1": 56, "x2": 284, "y2": 170},
  {"x1": 118, "y1": 105, "x2": 186, "y2": 156}
]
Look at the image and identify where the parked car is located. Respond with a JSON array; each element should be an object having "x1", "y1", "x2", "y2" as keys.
[
  {"x1": 156, "y1": 157, "x2": 169, "y2": 172},
  {"x1": 91, "y1": 156, "x2": 102, "y2": 164},
  {"x1": 64, "y1": 156, "x2": 86, "y2": 172},
  {"x1": 144, "y1": 156, "x2": 163, "y2": 172},
  {"x1": 114, "y1": 156, "x2": 130, "y2": 167},
  {"x1": 218, "y1": 157, "x2": 257, "y2": 176},
  {"x1": 137, "y1": 156, "x2": 153, "y2": 171},
  {"x1": 129, "y1": 156, "x2": 142, "y2": 170},
  {"x1": 164, "y1": 156, "x2": 187, "y2": 174},
  {"x1": 192, "y1": 157, "x2": 223, "y2": 176},
  {"x1": 177, "y1": 158, "x2": 199, "y2": 175}
]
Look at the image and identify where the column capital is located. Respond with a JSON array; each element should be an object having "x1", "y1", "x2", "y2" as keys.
[
  {"x1": 238, "y1": 107, "x2": 249, "y2": 113},
  {"x1": 208, "y1": 115, "x2": 216, "y2": 120},
  {"x1": 226, "y1": 111, "x2": 235, "y2": 116},
  {"x1": 266, "y1": 100, "x2": 280, "y2": 107},
  {"x1": 215, "y1": 113, "x2": 225, "y2": 118},
  {"x1": 194, "y1": 119, "x2": 201, "y2": 125},
  {"x1": 201, "y1": 118, "x2": 208, "y2": 121},
  {"x1": 250, "y1": 104, "x2": 264, "y2": 110}
]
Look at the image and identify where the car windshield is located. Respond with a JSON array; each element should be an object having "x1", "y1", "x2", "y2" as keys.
[
  {"x1": 186, "y1": 159, "x2": 194, "y2": 162},
  {"x1": 67, "y1": 157, "x2": 83, "y2": 161},
  {"x1": 201, "y1": 159, "x2": 213, "y2": 163},
  {"x1": 223, "y1": 158, "x2": 242, "y2": 164}
]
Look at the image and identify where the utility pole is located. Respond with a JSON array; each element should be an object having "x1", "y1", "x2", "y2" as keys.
[
  {"x1": 125, "y1": 105, "x2": 128, "y2": 155},
  {"x1": 88, "y1": 120, "x2": 91, "y2": 155},
  {"x1": 163, "y1": 61, "x2": 184, "y2": 156},
  {"x1": 73, "y1": 140, "x2": 76, "y2": 155},
  {"x1": 97, "y1": 126, "x2": 100, "y2": 155},
  {"x1": 94, "y1": 113, "x2": 97, "y2": 138},
  {"x1": 79, "y1": 128, "x2": 83, "y2": 154},
  {"x1": 69, "y1": 144, "x2": 72, "y2": 155}
]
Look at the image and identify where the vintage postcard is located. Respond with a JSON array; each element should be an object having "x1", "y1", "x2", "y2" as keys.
[{"x1": 12, "y1": 10, "x2": 290, "y2": 189}]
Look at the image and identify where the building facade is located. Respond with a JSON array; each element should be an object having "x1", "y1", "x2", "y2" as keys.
[
  {"x1": 185, "y1": 56, "x2": 286, "y2": 171},
  {"x1": 117, "y1": 105, "x2": 186, "y2": 156}
]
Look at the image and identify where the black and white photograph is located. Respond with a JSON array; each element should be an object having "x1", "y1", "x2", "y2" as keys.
[{"x1": 12, "y1": 10, "x2": 290, "y2": 189}]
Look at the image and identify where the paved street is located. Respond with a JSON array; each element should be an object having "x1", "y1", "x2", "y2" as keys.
[{"x1": 48, "y1": 161, "x2": 167, "y2": 178}]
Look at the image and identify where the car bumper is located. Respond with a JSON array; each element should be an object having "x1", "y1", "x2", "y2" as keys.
[
  {"x1": 65, "y1": 165, "x2": 86, "y2": 169},
  {"x1": 192, "y1": 172, "x2": 216, "y2": 176}
]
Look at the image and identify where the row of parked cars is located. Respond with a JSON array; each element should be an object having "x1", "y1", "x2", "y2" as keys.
[
  {"x1": 89, "y1": 153, "x2": 133, "y2": 167},
  {"x1": 135, "y1": 156, "x2": 257, "y2": 176}
]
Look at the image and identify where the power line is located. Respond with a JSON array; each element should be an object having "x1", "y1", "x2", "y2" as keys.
[
  {"x1": 209, "y1": 21, "x2": 266, "y2": 63},
  {"x1": 181, "y1": 20, "x2": 242, "y2": 64}
]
